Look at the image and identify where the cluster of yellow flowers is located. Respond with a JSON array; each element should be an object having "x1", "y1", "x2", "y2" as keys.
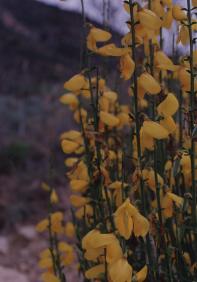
[
  {"x1": 36, "y1": 183, "x2": 76, "y2": 282},
  {"x1": 36, "y1": 0, "x2": 197, "y2": 281}
]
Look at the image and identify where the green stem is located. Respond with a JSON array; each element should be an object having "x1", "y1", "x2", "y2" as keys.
[{"x1": 129, "y1": 1, "x2": 156, "y2": 280}]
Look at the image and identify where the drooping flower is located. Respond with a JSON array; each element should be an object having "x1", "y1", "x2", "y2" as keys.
[
  {"x1": 138, "y1": 72, "x2": 161, "y2": 95},
  {"x1": 108, "y1": 258, "x2": 132, "y2": 282},
  {"x1": 172, "y1": 4, "x2": 187, "y2": 21},
  {"x1": 160, "y1": 116, "x2": 177, "y2": 134},
  {"x1": 100, "y1": 111, "x2": 120, "y2": 127},
  {"x1": 60, "y1": 93, "x2": 79, "y2": 110},
  {"x1": 157, "y1": 93, "x2": 179, "y2": 117},
  {"x1": 138, "y1": 9, "x2": 162, "y2": 31},
  {"x1": 64, "y1": 74, "x2": 86, "y2": 92},
  {"x1": 143, "y1": 121, "x2": 169, "y2": 139},
  {"x1": 133, "y1": 213, "x2": 150, "y2": 237},
  {"x1": 85, "y1": 264, "x2": 105, "y2": 279},
  {"x1": 120, "y1": 53, "x2": 135, "y2": 80},
  {"x1": 61, "y1": 139, "x2": 80, "y2": 154},
  {"x1": 114, "y1": 198, "x2": 138, "y2": 239},
  {"x1": 135, "y1": 265, "x2": 148, "y2": 282}
]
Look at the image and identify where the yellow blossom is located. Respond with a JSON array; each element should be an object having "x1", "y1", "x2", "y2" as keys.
[
  {"x1": 108, "y1": 258, "x2": 132, "y2": 282},
  {"x1": 120, "y1": 53, "x2": 135, "y2": 80},
  {"x1": 143, "y1": 121, "x2": 169, "y2": 139},
  {"x1": 65, "y1": 222, "x2": 75, "y2": 238},
  {"x1": 64, "y1": 74, "x2": 86, "y2": 92},
  {"x1": 85, "y1": 264, "x2": 105, "y2": 279},
  {"x1": 100, "y1": 111, "x2": 120, "y2": 127},
  {"x1": 138, "y1": 73, "x2": 161, "y2": 95}
]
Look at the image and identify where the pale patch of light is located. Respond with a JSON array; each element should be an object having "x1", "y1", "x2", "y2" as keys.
[{"x1": 35, "y1": 0, "x2": 192, "y2": 54}]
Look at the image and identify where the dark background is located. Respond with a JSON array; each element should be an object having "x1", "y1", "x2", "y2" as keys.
[{"x1": 0, "y1": 0, "x2": 121, "y2": 280}]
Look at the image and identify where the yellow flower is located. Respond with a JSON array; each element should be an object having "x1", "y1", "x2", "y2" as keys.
[
  {"x1": 138, "y1": 73, "x2": 161, "y2": 95},
  {"x1": 114, "y1": 198, "x2": 138, "y2": 239},
  {"x1": 152, "y1": 0, "x2": 165, "y2": 17},
  {"x1": 41, "y1": 182, "x2": 50, "y2": 192},
  {"x1": 143, "y1": 168, "x2": 164, "y2": 192},
  {"x1": 120, "y1": 53, "x2": 135, "y2": 80},
  {"x1": 100, "y1": 111, "x2": 120, "y2": 127},
  {"x1": 58, "y1": 241, "x2": 73, "y2": 252},
  {"x1": 99, "y1": 96, "x2": 110, "y2": 112},
  {"x1": 70, "y1": 179, "x2": 88, "y2": 192},
  {"x1": 82, "y1": 230, "x2": 117, "y2": 250},
  {"x1": 162, "y1": 8, "x2": 173, "y2": 29},
  {"x1": 90, "y1": 27, "x2": 111, "y2": 42},
  {"x1": 50, "y1": 189, "x2": 59, "y2": 204},
  {"x1": 140, "y1": 126, "x2": 154, "y2": 152},
  {"x1": 41, "y1": 273, "x2": 60, "y2": 282},
  {"x1": 108, "y1": 258, "x2": 132, "y2": 282},
  {"x1": 117, "y1": 112, "x2": 130, "y2": 128},
  {"x1": 85, "y1": 264, "x2": 105, "y2": 279},
  {"x1": 135, "y1": 265, "x2": 148, "y2": 282},
  {"x1": 143, "y1": 121, "x2": 169, "y2": 139},
  {"x1": 60, "y1": 130, "x2": 82, "y2": 142},
  {"x1": 167, "y1": 192, "x2": 184, "y2": 208},
  {"x1": 165, "y1": 160, "x2": 172, "y2": 171},
  {"x1": 84, "y1": 247, "x2": 104, "y2": 261},
  {"x1": 177, "y1": 25, "x2": 189, "y2": 46},
  {"x1": 65, "y1": 222, "x2": 75, "y2": 238},
  {"x1": 157, "y1": 93, "x2": 179, "y2": 117},
  {"x1": 103, "y1": 90, "x2": 118, "y2": 103},
  {"x1": 59, "y1": 93, "x2": 79, "y2": 110},
  {"x1": 70, "y1": 194, "x2": 90, "y2": 207},
  {"x1": 38, "y1": 257, "x2": 53, "y2": 269},
  {"x1": 64, "y1": 74, "x2": 86, "y2": 92},
  {"x1": 39, "y1": 249, "x2": 51, "y2": 259},
  {"x1": 98, "y1": 44, "x2": 130, "y2": 57},
  {"x1": 160, "y1": 117, "x2": 177, "y2": 134},
  {"x1": 161, "y1": 192, "x2": 173, "y2": 218},
  {"x1": 133, "y1": 213, "x2": 149, "y2": 237},
  {"x1": 68, "y1": 160, "x2": 89, "y2": 181},
  {"x1": 106, "y1": 237, "x2": 123, "y2": 264},
  {"x1": 61, "y1": 250, "x2": 75, "y2": 266},
  {"x1": 36, "y1": 219, "x2": 49, "y2": 233},
  {"x1": 64, "y1": 157, "x2": 78, "y2": 167},
  {"x1": 51, "y1": 212, "x2": 64, "y2": 234},
  {"x1": 61, "y1": 139, "x2": 79, "y2": 154},
  {"x1": 172, "y1": 4, "x2": 187, "y2": 21},
  {"x1": 73, "y1": 108, "x2": 87, "y2": 124},
  {"x1": 138, "y1": 9, "x2": 162, "y2": 31},
  {"x1": 193, "y1": 0, "x2": 197, "y2": 6},
  {"x1": 154, "y1": 51, "x2": 178, "y2": 71}
]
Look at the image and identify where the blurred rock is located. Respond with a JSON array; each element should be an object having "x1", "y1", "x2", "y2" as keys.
[
  {"x1": 17, "y1": 225, "x2": 37, "y2": 240},
  {"x1": 0, "y1": 236, "x2": 9, "y2": 254},
  {"x1": 0, "y1": 266, "x2": 28, "y2": 282}
]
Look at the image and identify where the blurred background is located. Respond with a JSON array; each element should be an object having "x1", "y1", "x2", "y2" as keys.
[{"x1": 0, "y1": 0, "x2": 122, "y2": 281}]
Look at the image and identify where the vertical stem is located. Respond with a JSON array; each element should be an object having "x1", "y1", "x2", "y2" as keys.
[
  {"x1": 179, "y1": 89, "x2": 183, "y2": 148},
  {"x1": 129, "y1": 1, "x2": 156, "y2": 280}
]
